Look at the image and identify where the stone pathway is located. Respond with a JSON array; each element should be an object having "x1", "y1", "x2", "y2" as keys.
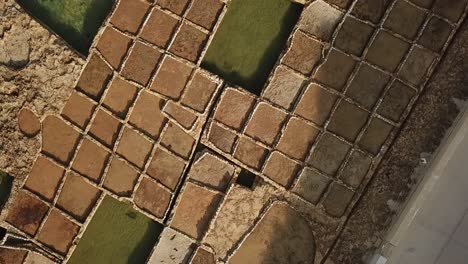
[{"x1": 1, "y1": 0, "x2": 467, "y2": 263}]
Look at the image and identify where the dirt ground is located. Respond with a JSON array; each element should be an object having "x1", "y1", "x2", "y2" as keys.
[{"x1": 0, "y1": 0, "x2": 83, "y2": 215}]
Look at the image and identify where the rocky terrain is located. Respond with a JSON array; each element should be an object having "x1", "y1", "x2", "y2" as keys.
[
  {"x1": 0, "y1": 0, "x2": 83, "y2": 211},
  {"x1": 1, "y1": 0, "x2": 468, "y2": 263}
]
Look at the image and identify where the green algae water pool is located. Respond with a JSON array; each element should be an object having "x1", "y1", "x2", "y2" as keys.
[{"x1": 17, "y1": 0, "x2": 114, "y2": 55}]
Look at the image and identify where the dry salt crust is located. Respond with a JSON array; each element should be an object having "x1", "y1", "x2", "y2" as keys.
[{"x1": 0, "y1": 0, "x2": 467, "y2": 263}]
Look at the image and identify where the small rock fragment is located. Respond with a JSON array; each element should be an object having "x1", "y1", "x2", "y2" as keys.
[
  {"x1": 18, "y1": 108, "x2": 41, "y2": 137},
  {"x1": 2, "y1": 32, "x2": 30, "y2": 68}
]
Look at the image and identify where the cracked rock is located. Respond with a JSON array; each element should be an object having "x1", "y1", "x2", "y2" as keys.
[{"x1": 0, "y1": 32, "x2": 30, "y2": 68}]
